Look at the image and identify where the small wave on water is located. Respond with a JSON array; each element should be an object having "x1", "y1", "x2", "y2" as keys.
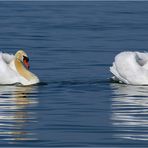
[
  {"x1": 47, "y1": 79, "x2": 110, "y2": 86},
  {"x1": 38, "y1": 82, "x2": 48, "y2": 86},
  {"x1": 0, "y1": 78, "x2": 110, "y2": 90}
]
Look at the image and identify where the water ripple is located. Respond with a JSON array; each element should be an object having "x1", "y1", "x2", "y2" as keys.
[
  {"x1": 111, "y1": 84, "x2": 148, "y2": 141},
  {"x1": 0, "y1": 86, "x2": 39, "y2": 144}
]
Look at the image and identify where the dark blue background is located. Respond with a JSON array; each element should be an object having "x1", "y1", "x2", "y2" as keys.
[{"x1": 0, "y1": 1, "x2": 148, "y2": 147}]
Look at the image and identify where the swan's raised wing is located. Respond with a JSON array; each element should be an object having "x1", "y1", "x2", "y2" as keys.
[{"x1": 135, "y1": 52, "x2": 148, "y2": 66}]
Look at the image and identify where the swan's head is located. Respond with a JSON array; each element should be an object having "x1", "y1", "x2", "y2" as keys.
[{"x1": 15, "y1": 50, "x2": 30, "y2": 69}]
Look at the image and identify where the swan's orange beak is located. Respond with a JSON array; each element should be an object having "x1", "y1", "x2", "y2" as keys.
[{"x1": 23, "y1": 56, "x2": 30, "y2": 69}]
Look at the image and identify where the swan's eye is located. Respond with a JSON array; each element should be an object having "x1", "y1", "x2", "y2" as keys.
[{"x1": 23, "y1": 56, "x2": 29, "y2": 62}]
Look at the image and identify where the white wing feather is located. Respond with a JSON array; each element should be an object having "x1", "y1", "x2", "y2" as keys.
[
  {"x1": 0, "y1": 53, "x2": 18, "y2": 84},
  {"x1": 1, "y1": 52, "x2": 14, "y2": 64}
]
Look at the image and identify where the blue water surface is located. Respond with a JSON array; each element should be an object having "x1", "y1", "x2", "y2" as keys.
[{"x1": 0, "y1": 1, "x2": 148, "y2": 147}]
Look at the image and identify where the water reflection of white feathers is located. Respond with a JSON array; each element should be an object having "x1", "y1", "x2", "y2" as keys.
[
  {"x1": 0, "y1": 85, "x2": 38, "y2": 142},
  {"x1": 111, "y1": 83, "x2": 148, "y2": 141}
]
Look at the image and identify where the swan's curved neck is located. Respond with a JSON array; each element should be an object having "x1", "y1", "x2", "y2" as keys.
[{"x1": 15, "y1": 58, "x2": 34, "y2": 81}]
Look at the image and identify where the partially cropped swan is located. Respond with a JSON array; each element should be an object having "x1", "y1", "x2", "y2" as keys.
[
  {"x1": 0, "y1": 50, "x2": 39, "y2": 86},
  {"x1": 110, "y1": 51, "x2": 148, "y2": 85}
]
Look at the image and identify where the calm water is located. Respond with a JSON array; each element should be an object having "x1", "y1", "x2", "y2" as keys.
[{"x1": 0, "y1": 1, "x2": 148, "y2": 147}]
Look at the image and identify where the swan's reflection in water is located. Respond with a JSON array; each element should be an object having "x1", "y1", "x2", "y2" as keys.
[
  {"x1": 0, "y1": 85, "x2": 38, "y2": 143},
  {"x1": 111, "y1": 83, "x2": 148, "y2": 141}
]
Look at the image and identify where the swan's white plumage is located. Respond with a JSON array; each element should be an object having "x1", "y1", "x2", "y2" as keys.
[
  {"x1": 110, "y1": 51, "x2": 148, "y2": 85},
  {"x1": 0, "y1": 53, "x2": 18, "y2": 84},
  {"x1": 2, "y1": 53, "x2": 14, "y2": 64},
  {"x1": 0, "y1": 51, "x2": 39, "y2": 85}
]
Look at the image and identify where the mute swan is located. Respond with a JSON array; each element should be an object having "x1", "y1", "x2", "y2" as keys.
[
  {"x1": 0, "y1": 50, "x2": 39, "y2": 86},
  {"x1": 110, "y1": 51, "x2": 148, "y2": 85}
]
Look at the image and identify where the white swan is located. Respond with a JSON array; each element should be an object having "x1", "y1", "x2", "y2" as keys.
[
  {"x1": 110, "y1": 51, "x2": 148, "y2": 85},
  {"x1": 0, "y1": 50, "x2": 39, "y2": 86}
]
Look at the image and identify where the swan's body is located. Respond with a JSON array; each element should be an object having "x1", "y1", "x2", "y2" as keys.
[
  {"x1": 110, "y1": 51, "x2": 148, "y2": 85},
  {"x1": 0, "y1": 50, "x2": 39, "y2": 86}
]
